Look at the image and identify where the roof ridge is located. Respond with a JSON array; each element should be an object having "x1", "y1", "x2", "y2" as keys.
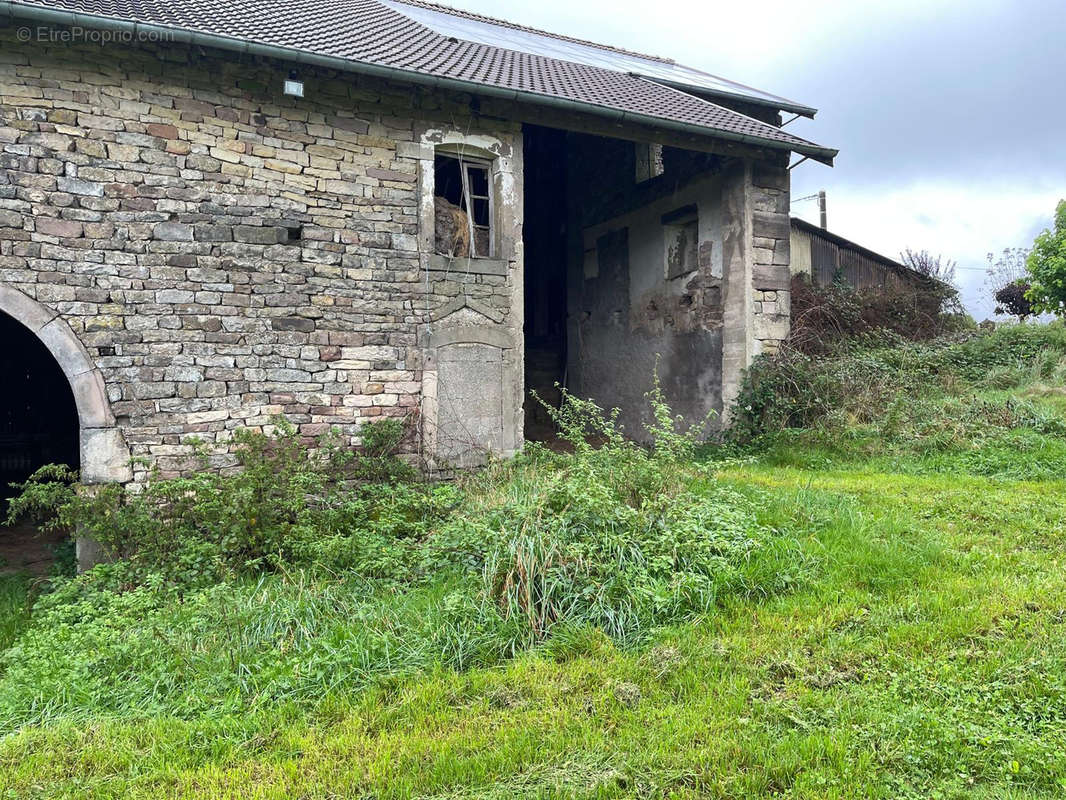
[{"x1": 386, "y1": 0, "x2": 676, "y2": 65}]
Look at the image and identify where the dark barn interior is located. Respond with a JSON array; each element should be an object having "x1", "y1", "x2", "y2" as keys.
[
  {"x1": 0, "y1": 313, "x2": 79, "y2": 573},
  {"x1": 521, "y1": 122, "x2": 727, "y2": 443},
  {"x1": 522, "y1": 124, "x2": 570, "y2": 441}
]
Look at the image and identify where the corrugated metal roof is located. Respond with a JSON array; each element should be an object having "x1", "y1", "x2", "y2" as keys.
[{"x1": 2, "y1": 0, "x2": 836, "y2": 162}]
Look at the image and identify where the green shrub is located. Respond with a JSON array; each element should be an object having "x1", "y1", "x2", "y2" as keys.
[
  {"x1": 5, "y1": 417, "x2": 440, "y2": 588},
  {"x1": 730, "y1": 323, "x2": 1066, "y2": 442},
  {"x1": 455, "y1": 385, "x2": 802, "y2": 644}
]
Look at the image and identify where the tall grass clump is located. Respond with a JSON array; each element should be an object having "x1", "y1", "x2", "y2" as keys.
[
  {"x1": 0, "y1": 575, "x2": 35, "y2": 654},
  {"x1": 435, "y1": 380, "x2": 804, "y2": 645}
]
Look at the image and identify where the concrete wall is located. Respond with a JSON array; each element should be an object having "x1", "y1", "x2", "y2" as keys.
[{"x1": 0, "y1": 26, "x2": 522, "y2": 478}]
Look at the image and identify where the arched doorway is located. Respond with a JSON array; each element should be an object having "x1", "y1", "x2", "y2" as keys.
[
  {"x1": 0, "y1": 311, "x2": 79, "y2": 573},
  {"x1": 0, "y1": 285, "x2": 131, "y2": 573}
]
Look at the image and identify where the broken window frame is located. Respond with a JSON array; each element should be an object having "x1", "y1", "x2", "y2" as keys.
[{"x1": 435, "y1": 152, "x2": 496, "y2": 259}]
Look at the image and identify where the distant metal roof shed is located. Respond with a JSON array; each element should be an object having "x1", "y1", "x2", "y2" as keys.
[{"x1": 790, "y1": 217, "x2": 933, "y2": 292}]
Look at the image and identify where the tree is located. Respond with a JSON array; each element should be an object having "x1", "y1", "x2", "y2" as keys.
[
  {"x1": 1025, "y1": 200, "x2": 1066, "y2": 316},
  {"x1": 984, "y1": 247, "x2": 1030, "y2": 315},
  {"x1": 900, "y1": 248, "x2": 957, "y2": 285},
  {"x1": 994, "y1": 281, "x2": 1033, "y2": 320}
]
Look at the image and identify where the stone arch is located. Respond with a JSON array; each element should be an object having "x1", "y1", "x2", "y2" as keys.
[{"x1": 0, "y1": 284, "x2": 131, "y2": 484}]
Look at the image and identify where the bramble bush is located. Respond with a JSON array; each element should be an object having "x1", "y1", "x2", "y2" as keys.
[
  {"x1": 788, "y1": 273, "x2": 971, "y2": 356},
  {"x1": 729, "y1": 322, "x2": 1066, "y2": 442}
]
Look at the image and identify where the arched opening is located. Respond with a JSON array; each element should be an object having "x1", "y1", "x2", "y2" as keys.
[{"x1": 0, "y1": 311, "x2": 80, "y2": 574}]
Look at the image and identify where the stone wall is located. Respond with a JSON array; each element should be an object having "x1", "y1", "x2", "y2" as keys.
[
  {"x1": 750, "y1": 161, "x2": 792, "y2": 358},
  {"x1": 720, "y1": 157, "x2": 791, "y2": 416},
  {"x1": 0, "y1": 26, "x2": 521, "y2": 481}
]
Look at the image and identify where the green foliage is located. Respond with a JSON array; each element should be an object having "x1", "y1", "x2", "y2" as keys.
[
  {"x1": 0, "y1": 388, "x2": 802, "y2": 729},
  {"x1": 0, "y1": 569, "x2": 519, "y2": 729},
  {"x1": 730, "y1": 323, "x2": 1066, "y2": 441},
  {"x1": 0, "y1": 575, "x2": 36, "y2": 654},
  {"x1": 6, "y1": 460, "x2": 1066, "y2": 798},
  {"x1": 4, "y1": 463, "x2": 79, "y2": 528},
  {"x1": 1026, "y1": 200, "x2": 1066, "y2": 315},
  {"x1": 5, "y1": 417, "x2": 436, "y2": 588},
  {"x1": 474, "y1": 388, "x2": 800, "y2": 644},
  {"x1": 354, "y1": 415, "x2": 417, "y2": 482}
]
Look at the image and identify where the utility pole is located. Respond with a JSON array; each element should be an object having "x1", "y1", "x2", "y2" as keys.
[{"x1": 818, "y1": 190, "x2": 827, "y2": 230}]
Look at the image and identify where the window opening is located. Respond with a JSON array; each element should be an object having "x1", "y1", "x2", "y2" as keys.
[{"x1": 434, "y1": 153, "x2": 493, "y2": 258}]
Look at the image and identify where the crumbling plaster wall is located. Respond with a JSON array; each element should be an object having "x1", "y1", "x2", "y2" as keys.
[{"x1": 565, "y1": 134, "x2": 790, "y2": 436}]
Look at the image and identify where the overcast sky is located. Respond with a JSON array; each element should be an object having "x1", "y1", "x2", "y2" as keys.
[{"x1": 444, "y1": 0, "x2": 1064, "y2": 319}]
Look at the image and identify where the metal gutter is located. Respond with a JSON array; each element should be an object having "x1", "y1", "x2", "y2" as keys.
[{"x1": 0, "y1": 1, "x2": 837, "y2": 165}]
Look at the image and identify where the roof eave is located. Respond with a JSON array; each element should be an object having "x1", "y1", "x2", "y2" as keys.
[{"x1": 0, "y1": 1, "x2": 836, "y2": 164}]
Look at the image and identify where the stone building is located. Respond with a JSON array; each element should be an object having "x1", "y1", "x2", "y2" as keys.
[{"x1": 0, "y1": 0, "x2": 835, "y2": 523}]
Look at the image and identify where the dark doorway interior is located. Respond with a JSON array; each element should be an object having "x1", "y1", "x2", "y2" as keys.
[
  {"x1": 0, "y1": 312, "x2": 78, "y2": 573},
  {"x1": 523, "y1": 124, "x2": 570, "y2": 441}
]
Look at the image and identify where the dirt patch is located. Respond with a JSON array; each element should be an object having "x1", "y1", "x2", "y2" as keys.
[{"x1": 0, "y1": 521, "x2": 65, "y2": 576}]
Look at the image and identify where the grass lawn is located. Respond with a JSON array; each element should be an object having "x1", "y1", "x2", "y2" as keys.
[
  {"x1": 3, "y1": 325, "x2": 1066, "y2": 798},
  {"x1": 2, "y1": 453, "x2": 1064, "y2": 798}
]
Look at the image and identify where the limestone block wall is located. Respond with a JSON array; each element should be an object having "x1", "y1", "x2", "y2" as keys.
[
  {"x1": 750, "y1": 161, "x2": 792, "y2": 357},
  {"x1": 720, "y1": 157, "x2": 791, "y2": 415},
  {"x1": 0, "y1": 27, "x2": 521, "y2": 481}
]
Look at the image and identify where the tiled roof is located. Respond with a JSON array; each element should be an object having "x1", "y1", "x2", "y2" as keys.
[
  {"x1": 388, "y1": 0, "x2": 678, "y2": 64},
  {"x1": 3, "y1": 0, "x2": 836, "y2": 162}
]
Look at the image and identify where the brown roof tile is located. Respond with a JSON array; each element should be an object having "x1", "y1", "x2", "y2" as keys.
[{"x1": 5, "y1": 0, "x2": 836, "y2": 161}]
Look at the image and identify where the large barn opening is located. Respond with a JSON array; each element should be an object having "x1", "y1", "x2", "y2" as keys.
[
  {"x1": 0, "y1": 312, "x2": 79, "y2": 575},
  {"x1": 520, "y1": 121, "x2": 729, "y2": 445},
  {"x1": 522, "y1": 124, "x2": 570, "y2": 441}
]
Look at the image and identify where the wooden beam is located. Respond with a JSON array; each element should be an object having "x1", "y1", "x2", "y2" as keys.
[{"x1": 478, "y1": 97, "x2": 790, "y2": 166}]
